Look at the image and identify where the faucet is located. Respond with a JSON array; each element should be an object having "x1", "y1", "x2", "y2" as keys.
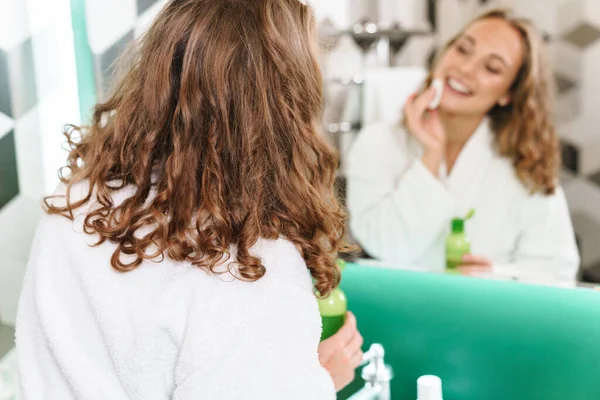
[{"x1": 347, "y1": 343, "x2": 393, "y2": 400}]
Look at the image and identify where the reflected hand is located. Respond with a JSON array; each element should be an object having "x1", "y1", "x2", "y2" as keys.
[
  {"x1": 318, "y1": 311, "x2": 364, "y2": 392},
  {"x1": 403, "y1": 86, "x2": 446, "y2": 176},
  {"x1": 458, "y1": 254, "x2": 493, "y2": 276}
]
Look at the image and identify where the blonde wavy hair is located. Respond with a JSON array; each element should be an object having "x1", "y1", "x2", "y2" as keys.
[
  {"x1": 45, "y1": 0, "x2": 348, "y2": 296},
  {"x1": 425, "y1": 9, "x2": 559, "y2": 195}
]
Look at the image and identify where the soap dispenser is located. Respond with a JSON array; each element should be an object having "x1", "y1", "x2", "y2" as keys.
[{"x1": 417, "y1": 375, "x2": 444, "y2": 400}]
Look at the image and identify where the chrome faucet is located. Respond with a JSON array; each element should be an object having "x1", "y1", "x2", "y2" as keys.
[{"x1": 347, "y1": 344, "x2": 393, "y2": 400}]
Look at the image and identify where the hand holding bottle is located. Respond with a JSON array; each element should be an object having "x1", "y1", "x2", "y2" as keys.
[
  {"x1": 318, "y1": 312, "x2": 364, "y2": 392},
  {"x1": 458, "y1": 254, "x2": 493, "y2": 276}
]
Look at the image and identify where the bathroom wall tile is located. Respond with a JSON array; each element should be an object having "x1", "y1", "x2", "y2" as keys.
[
  {"x1": 31, "y1": 26, "x2": 78, "y2": 101},
  {"x1": 0, "y1": 49, "x2": 13, "y2": 118},
  {"x1": 556, "y1": 87, "x2": 581, "y2": 126},
  {"x1": 396, "y1": 35, "x2": 435, "y2": 67},
  {"x1": 557, "y1": 0, "x2": 585, "y2": 35},
  {"x1": 0, "y1": 254, "x2": 27, "y2": 326},
  {"x1": 555, "y1": 73, "x2": 578, "y2": 94},
  {"x1": 24, "y1": 0, "x2": 71, "y2": 38},
  {"x1": 348, "y1": 0, "x2": 378, "y2": 23},
  {"x1": 0, "y1": 0, "x2": 31, "y2": 51},
  {"x1": 94, "y1": 30, "x2": 134, "y2": 100},
  {"x1": 580, "y1": 43, "x2": 600, "y2": 117},
  {"x1": 323, "y1": 36, "x2": 364, "y2": 79},
  {"x1": 316, "y1": 0, "x2": 352, "y2": 27},
  {"x1": 561, "y1": 140, "x2": 580, "y2": 174},
  {"x1": 0, "y1": 195, "x2": 43, "y2": 324},
  {"x1": 7, "y1": 38, "x2": 38, "y2": 118},
  {"x1": 563, "y1": 22, "x2": 600, "y2": 48},
  {"x1": 12, "y1": 108, "x2": 44, "y2": 200},
  {"x1": 85, "y1": 0, "x2": 136, "y2": 55},
  {"x1": 563, "y1": 177, "x2": 600, "y2": 265},
  {"x1": 584, "y1": 0, "x2": 600, "y2": 26},
  {"x1": 560, "y1": 118, "x2": 600, "y2": 175},
  {"x1": 378, "y1": 0, "x2": 427, "y2": 28},
  {"x1": 570, "y1": 211, "x2": 600, "y2": 268},
  {"x1": 137, "y1": 0, "x2": 160, "y2": 16},
  {"x1": 549, "y1": 41, "x2": 582, "y2": 82},
  {"x1": 513, "y1": 0, "x2": 560, "y2": 37},
  {"x1": 0, "y1": 0, "x2": 78, "y2": 333},
  {"x1": 435, "y1": 0, "x2": 469, "y2": 43},
  {"x1": 587, "y1": 170, "x2": 600, "y2": 186},
  {"x1": 37, "y1": 90, "x2": 81, "y2": 194},
  {"x1": 134, "y1": 0, "x2": 168, "y2": 38},
  {"x1": 0, "y1": 130, "x2": 19, "y2": 210},
  {"x1": 0, "y1": 113, "x2": 13, "y2": 141},
  {"x1": 0, "y1": 195, "x2": 43, "y2": 276},
  {"x1": 0, "y1": 323, "x2": 14, "y2": 359}
]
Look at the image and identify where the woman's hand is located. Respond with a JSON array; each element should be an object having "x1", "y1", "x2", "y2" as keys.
[
  {"x1": 458, "y1": 254, "x2": 493, "y2": 276},
  {"x1": 403, "y1": 86, "x2": 446, "y2": 176},
  {"x1": 318, "y1": 312, "x2": 364, "y2": 392}
]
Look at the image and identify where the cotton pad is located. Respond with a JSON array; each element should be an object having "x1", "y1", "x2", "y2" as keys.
[{"x1": 428, "y1": 78, "x2": 444, "y2": 110}]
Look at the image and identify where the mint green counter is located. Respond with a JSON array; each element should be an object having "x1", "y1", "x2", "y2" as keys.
[{"x1": 338, "y1": 263, "x2": 600, "y2": 400}]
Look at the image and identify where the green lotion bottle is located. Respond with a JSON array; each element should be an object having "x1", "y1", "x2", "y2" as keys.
[
  {"x1": 317, "y1": 259, "x2": 347, "y2": 341},
  {"x1": 445, "y1": 210, "x2": 474, "y2": 272}
]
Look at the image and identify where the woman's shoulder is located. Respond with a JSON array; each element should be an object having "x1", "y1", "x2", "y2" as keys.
[
  {"x1": 156, "y1": 237, "x2": 312, "y2": 296},
  {"x1": 245, "y1": 237, "x2": 313, "y2": 291}
]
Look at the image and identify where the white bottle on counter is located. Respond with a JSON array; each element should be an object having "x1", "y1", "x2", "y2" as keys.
[{"x1": 417, "y1": 375, "x2": 443, "y2": 400}]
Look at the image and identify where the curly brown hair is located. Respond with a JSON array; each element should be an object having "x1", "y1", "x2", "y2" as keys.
[
  {"x1": 424, "y1": 8, "x2": 559, "y2": 195},
  {"x1": 45, "y1": 0, "x2": 349, "y2": 296}
]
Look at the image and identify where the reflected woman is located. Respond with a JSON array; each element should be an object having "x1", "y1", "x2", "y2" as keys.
[{"x1": 347, "y1": 9, "x2": 579, "y2": 282}]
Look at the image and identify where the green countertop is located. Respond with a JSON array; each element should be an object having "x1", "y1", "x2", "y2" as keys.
[{"x1": 338, "y1": 263, "x2": 600, "y2": 400}]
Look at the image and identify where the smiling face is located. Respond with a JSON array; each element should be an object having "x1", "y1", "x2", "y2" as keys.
[{"x1": 433, "y1": 17, "x2": 526, "y2": 116}]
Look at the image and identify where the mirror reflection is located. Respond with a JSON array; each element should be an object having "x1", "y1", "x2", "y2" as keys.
[
  {"x1": 319, "y1": 1, "x2": 598, "y2": 289},
  {"x1": 345, "y1": 10, "x2": 579, "y2": 285}
]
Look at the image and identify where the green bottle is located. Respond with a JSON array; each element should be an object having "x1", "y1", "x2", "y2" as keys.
[
  {"x1": 445, "y1": 217, "x2": 471, "y2": 273},
  {"x1": 317, "y1": 259, "x2": 348, "y2": 341}
]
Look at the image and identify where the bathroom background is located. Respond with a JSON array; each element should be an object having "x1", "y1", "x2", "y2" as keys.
[{"x1": 2, "y1": 0, "x2": 600, "y2": 365}]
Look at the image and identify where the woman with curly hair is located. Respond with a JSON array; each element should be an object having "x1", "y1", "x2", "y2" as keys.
[
  {"x1": 16, "y1": 0, "x2": 361, "y2": 398},
  {"x1": 347, "y1": 9, "x2": 579, "y2": 282}
]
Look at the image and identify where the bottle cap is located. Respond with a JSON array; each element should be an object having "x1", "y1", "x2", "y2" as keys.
[
  {"x1": 451, "y1": 218, "x2": 464, "y2": 233},
  {"x1": 417, "y1": 375, "x2": 443, "y2": 400}
]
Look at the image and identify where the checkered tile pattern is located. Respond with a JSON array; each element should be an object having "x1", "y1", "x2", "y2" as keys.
[
  {"x1": 318, "y1": 0, "x2": 600, "y2": 275},
  {"x1": 84, "y1": 0, "x2": 168, "y2": 100},
  {"x1": 0, "y1": 0, "x2": 172, "y2": 327},
  {"x1": 0, "y1": 0, "x2": 80, "y2": 326},
  {"x1": 0, "y1": 0, "x2": 171, "y2": 329}
]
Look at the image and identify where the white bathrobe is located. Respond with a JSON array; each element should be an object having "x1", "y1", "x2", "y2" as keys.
[
  {"x1": 15, "y1": 183, "x2": 335, "y2": 400},
  {"x1": 346, "y1": 120, "x2": 580, "y2": 283}
]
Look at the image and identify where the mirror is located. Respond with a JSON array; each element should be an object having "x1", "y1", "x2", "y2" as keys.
[{"x1": 317, "y1": 0, "x2": 600, "y2": 289}]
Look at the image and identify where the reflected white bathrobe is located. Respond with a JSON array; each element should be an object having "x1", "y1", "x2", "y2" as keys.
[{"x1": 346, "y1": 120, "x2": 580, "y2": 283}]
